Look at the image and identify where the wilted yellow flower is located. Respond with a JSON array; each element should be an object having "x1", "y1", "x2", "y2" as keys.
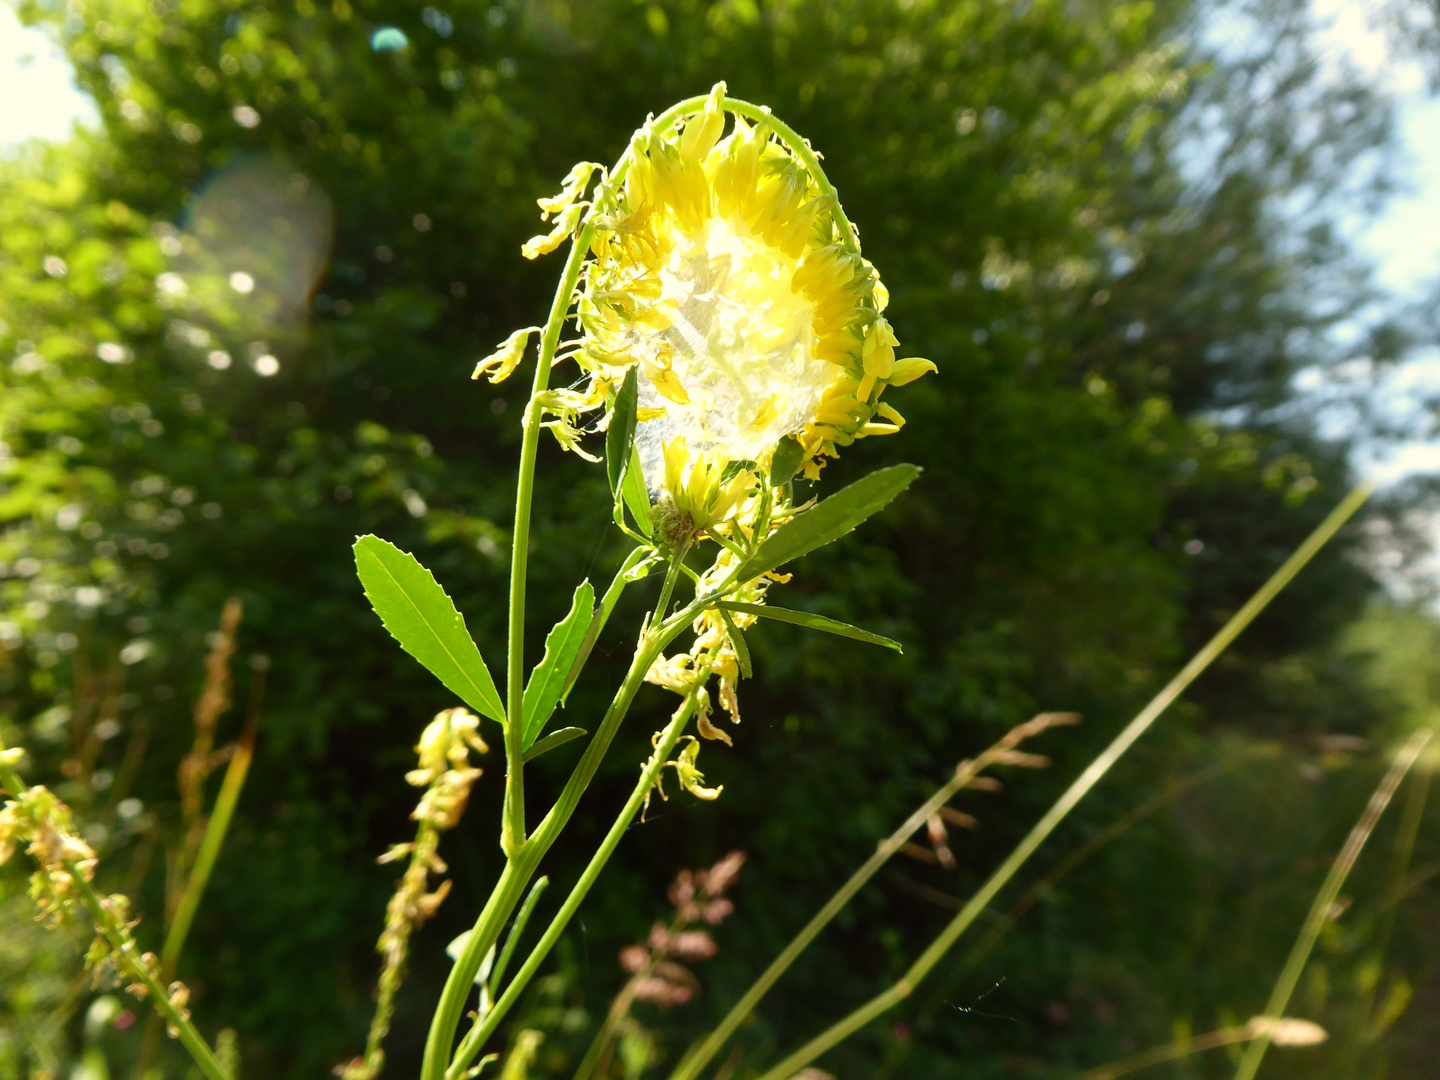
[
  {"x1": 668, "y1": 738, "x2": 722, "y2": 801},
  {"x1": 473, "y1": 327, "x2": 540, "y2": 384}
]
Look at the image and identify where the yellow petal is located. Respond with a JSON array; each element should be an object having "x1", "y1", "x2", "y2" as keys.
[{"x1": 888, "y1": 357, "x2": 937, "y2": 386}]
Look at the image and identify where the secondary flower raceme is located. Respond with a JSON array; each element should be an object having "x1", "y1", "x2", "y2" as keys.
[{"x1": 479, "y1": 81, "x2": 934, "y2": 529}]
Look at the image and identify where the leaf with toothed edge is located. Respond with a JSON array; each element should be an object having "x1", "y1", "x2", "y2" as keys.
[
  {"x1": 353, "y1": 535, "x2": 505, "y2": 723},
  {"x1": 737, "y1": 464, "x2": 920, "y2": 580}
]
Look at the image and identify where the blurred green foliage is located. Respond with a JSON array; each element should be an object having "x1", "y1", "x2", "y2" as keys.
[{"x1": 1, "y1": 0, "x2": 1437, "y2": 1077}]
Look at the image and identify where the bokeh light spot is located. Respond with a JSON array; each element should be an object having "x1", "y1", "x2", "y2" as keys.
[{"x1": 371, "y1": 27, "x2": 409, "y2": 52}]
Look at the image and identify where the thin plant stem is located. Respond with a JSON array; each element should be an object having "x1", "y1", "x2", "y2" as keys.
[
  {"x1": 668, "y1": 713, "x2": 1078, "y2": 1080},
  {"x1": 1336, "y1": 740, "x2": 1431, "y2": 1073},
  {"x1": 489, "y1": 875, "x2": 550, "y2": 996},
  {"x1": 422, "y1": 578, "x2": 715, "y2": 1080},
  {"x1": 750, "y1": 483, "x2": 1374, "y2": 1080},
  {"x1": 941, "y1": 752, "x2": 1254, "y2": 983},
  {"x1": 502, "y1": 229, "x2": 594, "y2": 857},
  {"x1": 447, "y1": 661, "x2": 714, "y2": 1080},
  {"x1": 0, "y1": 759, "x2": 229, "y2": 1080},
  {"x1": 1081, "y1": 1025, "x2": 1257, "y2": 1080},
  {"x1": 654, "y1": 541, "x2": 691, "y2": 623},
  {"x1": 160, "y1": 715, "x2": 258, "y2": 977},
  {"x1": 1232, "y1": 729, "x2": 1432, "y2": 1080}
]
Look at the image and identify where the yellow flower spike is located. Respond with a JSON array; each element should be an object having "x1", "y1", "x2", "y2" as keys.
[
  {"x1": 656, "y1": 438, "x2": 757, "y2": 542},
  {"x1": 473, "y1": 326, "x2": 541, "y2": 384},
  {"x1": 857, "y1": 317, "x2": 899, "y2": 400},
  {"x1": 644, "y1": 359, "x2": 691, "y2": 405},
  {"x1": 874, "y1": 402, "x2": 906, "y2": 427},
  {"x1": 563, "y1": 90, "x2": 931, "y2": 490},
  {"x1": 537, "y1": 161, "x2": 602, "y2": 217},
  {"x1": 542, "y1": 418, "x2": 601, "y2": 462},
  {"x1": 792, "y1": 244, "x2": 856, "y2": 297}
]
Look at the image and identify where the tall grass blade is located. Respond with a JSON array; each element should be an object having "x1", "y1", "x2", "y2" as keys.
[
  {"x1": 161, "y1": 715, "x2": 259, "y2": 977},
  {"x1": 1232, "y1": 728, "x2": 1431, "y2": 1080},
  {"x1": 744, "y1": 482, "x2": 1374, "y2": 1080}
]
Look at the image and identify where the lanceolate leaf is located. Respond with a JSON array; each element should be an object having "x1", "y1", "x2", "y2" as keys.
[
  {"x1": 717, "y1": 607, "x2": 753, "y2": 678},
  {"x1": 354, "y1": 535, "x2": 505, "y2": 723},
  {"x1": 716, "y1": 600, "x2": 902, "y2": 652},
  {"x1": 621, "y1": 443, "x2": 652, "y2": 537},
  {"x1": 737, "y1": 464, "x2": 921, "y2": 580},
  {"x1": 606, "y1": 365, "x2": 639, "y2": 497},
  {"x1": 522, "y1": 581, "x2": 595, "y2": 749},
  {"x1": 523, "y1": 727, "x2": 588, "y2": 763}
]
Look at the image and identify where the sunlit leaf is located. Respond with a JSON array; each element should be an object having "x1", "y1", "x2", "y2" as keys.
[
  {"x1": 353, "y1": 535, "x2": 504, "y2": 723},
  {"x1": 522, "y1": 581, "x2": 595, "y2": 749},
  {"x1": 716, "y1": 600, "x2": 902, "y2": 652},
  {"x1": 606, "y1": 364, "x2": 639, "y2": 497},
  {"x1": 738, "y1": 464, "x2": 920, "y2": 580}
]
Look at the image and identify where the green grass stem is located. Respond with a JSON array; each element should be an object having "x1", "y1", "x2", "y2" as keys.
[
  {"x1": 749, "y1": 482, "x2": 1374, "y2": 1080},
  {"x1": 1232, "y1": 728, "x2": 1431, "y2": 1080}
]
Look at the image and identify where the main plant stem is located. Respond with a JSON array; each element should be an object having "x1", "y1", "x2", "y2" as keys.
[
  {"x1": 448, "y1": 656, "x2": 711, "y2": 1079},
  {"x1": 422, "y1": 551, "x2": 706, "y2": 1080},
  {"x1": 502, "y1": 229, "x2": 595, "y2": 856}
]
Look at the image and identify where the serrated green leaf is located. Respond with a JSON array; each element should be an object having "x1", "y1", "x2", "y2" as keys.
[
  {"x1": 354, "y1": 535, "x2": 504, "y2": 723},
  {"x1": 523, "y1": 727, "x2": 588, "y2": 763},
  {"x1": 716, "y1": 600, "x2": 902, "y2": 652},
  {"x1": 738, "y1": 464, "x2": 920, "y2": 580},
  {"x1": 606, "y1": 365, "x2": 639, "y2": 496},
  {"x1": 769, "y1": 435, "x2": 805, "y2": 486},
  {"x1": 621, "y1": 442, "x2": 652, "y2": 537},
  {"x1": 522, "y1": 581, "x2": 595, "y2": 749}
]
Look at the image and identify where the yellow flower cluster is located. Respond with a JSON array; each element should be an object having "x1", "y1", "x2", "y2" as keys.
[
  {"x1": 482, "y1": 83, "x2": 934, "y2": 529},
  {"x1": 578, "y1": 83, "x2": 933, "y2": 487}
]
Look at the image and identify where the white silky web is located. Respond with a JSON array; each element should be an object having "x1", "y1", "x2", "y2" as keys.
[{"x1": 629, "y1": 217, "x2": 830, "y2": 484}]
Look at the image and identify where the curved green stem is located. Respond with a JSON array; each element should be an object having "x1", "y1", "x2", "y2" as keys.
[{"x1": 721, "y1": 98, "x2": 859, "y2": 251}]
